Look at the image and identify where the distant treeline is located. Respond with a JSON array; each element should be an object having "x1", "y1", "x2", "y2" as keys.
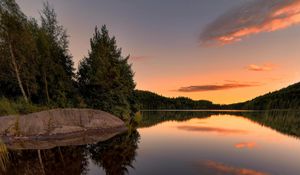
[
  {"x1": 136, "y1": 82, "x2": 300, "y2": 110},
  {"x1": 0, "y1": 0, "x2": 136, "y2": 120},
  {"x1": 134, "y1": 90, "x2": 217, "y2": 110}
]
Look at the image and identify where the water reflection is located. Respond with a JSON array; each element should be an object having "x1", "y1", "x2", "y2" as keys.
[
  {"x1": 136, "y1": 111, "x2": 300, "y2": 175},
  {"x1": 234, "y1": 142, "x2": 257, "y2": 149},
  {"x1": 140, "y1": 110, "x2": 300, "y2": 139},
  {"x1": 1, "y1": 110, "x2": 300, "y2": 174},
  {"x1": 88, "y1": 131, "x2": 140, "y2": 175},
  {"x1": 0, "y1": 131, "x2": 140, "y2": 175},
  {"x1": 177, "y1": 125, "x2": 248, "y2": 135},
  {"x1": 242, "y1": 110, "x2": 300, "y2": 138},
  {"x1": 3, "y1": 144, "x2": 88, "y2": 174},
  {"x1": 196, "y1": 160, "x2": 270, "y2": 175},
  {"x1": 140, "y1": 110, "x2": 217, "y2": 128}
]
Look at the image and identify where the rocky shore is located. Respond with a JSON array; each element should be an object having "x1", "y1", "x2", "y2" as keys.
[{"x1": 0, "y1": 108, "x2": 127, "y2": 149}]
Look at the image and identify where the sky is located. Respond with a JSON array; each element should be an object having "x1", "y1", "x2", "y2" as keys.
[{"x1": 17, "y1": 0, "x2": 300, "y2": 104}]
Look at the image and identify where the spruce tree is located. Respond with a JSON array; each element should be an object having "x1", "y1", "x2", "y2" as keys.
[{"x1": 78, "y1": 25, "x2": 136, "y2": 120}]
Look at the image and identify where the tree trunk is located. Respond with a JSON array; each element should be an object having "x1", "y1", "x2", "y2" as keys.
[
  {"x1": 37, "y1": 150, "x2": 45, "y2": 175},
  {"x1": 58, "y1": 147, "x2": 65, "y2": 166},
  {"x1": 26, "y1": 81, "x2": 31, "y2": 100},
  {"x1": 8, "y1": 41, "x2": 28, "y2": 103},
  {"x1": 43, "y1": 72, "x2": 50, "y2": 103}
]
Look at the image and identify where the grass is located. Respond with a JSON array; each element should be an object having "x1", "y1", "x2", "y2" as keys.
[
  {"x1": 0, "y1": 98, "x2": 48, "y2": 116},
  {"x1": 0, "y1": 141, "x2": 8, "y2": 172},
  {"x1": 134, "y1": 111, "x2": 142, "y2": 124}
]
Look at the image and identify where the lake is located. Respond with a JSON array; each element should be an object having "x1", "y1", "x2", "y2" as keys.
[{"x1": 1, "y1": 110, "x2": 300, "y2": 175}]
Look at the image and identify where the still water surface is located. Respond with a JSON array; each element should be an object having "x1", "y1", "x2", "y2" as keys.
[{"x1": 2, "y1": 110, "x2": 300, "y2": 175}]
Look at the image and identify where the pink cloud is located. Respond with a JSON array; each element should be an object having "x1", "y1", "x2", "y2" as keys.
[
  {"x1": 177, "y1": 82, "x2": 260, "y2": 92},
  {"x1": 200, "y1": 0, "x2": 300, "y2": 45},
  {"x1": 247, "y1": 64, "x2": 276, "y2": 72}
]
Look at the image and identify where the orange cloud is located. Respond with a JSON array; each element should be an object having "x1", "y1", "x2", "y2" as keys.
[
  {"x1": 177, "y1": 126, "x2": 248, "y2": 134},
  {"x1": 177, "y1": 82, "x2": 260, "y2": 92},
  {"x1": 235, "y1": 142, "x2": 257, "y2": 149},
  {"x1": 200, "y1": 0, "x2": 300, "y2": 45},
  {"x1": 198, "y1": 160, "x2": 270, "y2": 175},
  {"x1": 247, "y1": 64, "x2": 275, "y2": 71}
]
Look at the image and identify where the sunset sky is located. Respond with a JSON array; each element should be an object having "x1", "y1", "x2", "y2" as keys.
[{"x1": 17, "y1": 0, "x2": 300, "y2": 104}]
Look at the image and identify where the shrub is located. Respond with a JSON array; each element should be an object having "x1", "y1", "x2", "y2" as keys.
[{"x1": 0, "y1": 98, "x2": 47, "y2": 116}]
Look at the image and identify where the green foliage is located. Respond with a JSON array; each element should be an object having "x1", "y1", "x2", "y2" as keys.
[
  {"x1": 134, "y1": 111, "x2": 142, "y2": 124},
  {"x1": 78, "y1": 26, "x2": 136, "y2": 120},
  {"x1": 0, "y1": 0, "x2": 35, "y2": 102},
  {"x1": 0, "y1": 98, "x2": 17, "y2": 115},
  {"x1": 38, "y1": 2, "x2": 76, "y2": 106},
  {"x1": 0, "y1": 0, "x2": 76, "y2": 107},
  {"x1": 0, "y1": 0, "x2": 137, "y2": 120},
  {"x1": 0, "y1": 98, "x2": 47, "y2": 116}
]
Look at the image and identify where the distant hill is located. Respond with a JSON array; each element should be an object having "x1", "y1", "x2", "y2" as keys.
[
  {"x1": 234, "y1": 82, "x2": 300, "y2": 110},
  {"x1": 134, "y1": 90, "x2": 216, "y2": 110},
  {"x1": 136, "y1": 82, "x2": 300, "y2": 110}
]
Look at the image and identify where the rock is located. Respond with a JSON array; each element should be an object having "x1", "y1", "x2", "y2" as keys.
[{"x1": 0, "y1": 108, "x2": 127, "y2": 149}]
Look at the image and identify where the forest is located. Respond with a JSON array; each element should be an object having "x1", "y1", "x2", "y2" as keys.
[
  {"x1": 235, "y1": 82, "x2": 300, "y2": 110},
  {"x1": 0, "y1": 0, "x2": 137, "y2": 120}
]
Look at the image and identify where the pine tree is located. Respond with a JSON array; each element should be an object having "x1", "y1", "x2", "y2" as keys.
[{"x1": 78, "y1": 25, "x2": 136, "y2": 120}]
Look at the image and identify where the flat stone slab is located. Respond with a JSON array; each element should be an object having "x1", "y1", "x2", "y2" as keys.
[{"x1": 0, "y1": 108, "x2": 127, "y2": 149}]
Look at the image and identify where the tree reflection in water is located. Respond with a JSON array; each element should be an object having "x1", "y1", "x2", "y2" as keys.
[
  {"x1": 0, "y1": 131, "x2": 140, "y2": 175},
  {"x1": 88, "y1": 131, "x2": 140, "y2": 175},
  {"x1": 140, "y1": 110, "x2": 300, "y2": 139},
  {"x1": 242, "y1": 110, "x2": 300, "y2": 138}
]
